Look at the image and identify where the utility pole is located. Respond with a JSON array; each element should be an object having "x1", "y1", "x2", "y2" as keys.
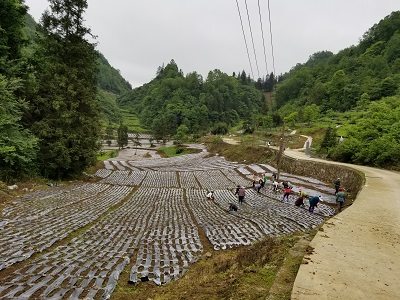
[{"x1": 276, "y1": 125, "x2": 285, "y2": 181}]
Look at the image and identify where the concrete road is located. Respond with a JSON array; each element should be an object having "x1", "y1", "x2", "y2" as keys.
[{"x1": 288, "y1": 149, "x2": 400, "y2": 300}]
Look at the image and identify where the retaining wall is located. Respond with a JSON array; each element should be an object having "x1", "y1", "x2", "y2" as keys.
[{"x1": 275, "y1": 154, "x2": 365, "y2": 198}]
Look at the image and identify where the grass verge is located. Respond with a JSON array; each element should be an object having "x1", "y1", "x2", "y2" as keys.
[
  {"x1": 97, "y1": 149, "x2": 119, "y2": 161},
  {"x1": 157, "y1": 145, "x2": 199, "y2": 158}
]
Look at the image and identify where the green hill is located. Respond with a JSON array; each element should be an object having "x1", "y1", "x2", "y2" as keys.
[
  {"x1": 117, "y1": 60, "x2": 269, "y2": 140},
  {"x1": 276, "y1": 11, "x2": 400, "y2": 111},
  {"x1": 22, "y1": 14, "x2": 132, "y2": 125},
  {"x1": 274, "y1": 11, "x2": 400, "y2": 169}
]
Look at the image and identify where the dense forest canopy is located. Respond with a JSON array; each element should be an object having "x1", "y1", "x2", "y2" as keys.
[{"x1": 117, "y1": 60, "x2": 274, "y2": 139}]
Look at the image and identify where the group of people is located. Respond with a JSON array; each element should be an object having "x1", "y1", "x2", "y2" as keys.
[
  {"x1": 253, "y1": 173, "x2": 276, "y2": 193},
  {"x1": 284, "y1": 183, "x2": 323, "y2": 213},
  {"x1": 206, "y1": 175, "x2": 346, "y2": 215},
  {"x1": 206, "y1": 190, "x2": 239, "y2": 213},
  {"x1": 282, "y1": 177, "x2": 347, "y2": 214}
]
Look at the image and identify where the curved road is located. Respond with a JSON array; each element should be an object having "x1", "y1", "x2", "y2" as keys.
[{"x1": 286, "y1": 149, "x2": 400, "y2": 299}]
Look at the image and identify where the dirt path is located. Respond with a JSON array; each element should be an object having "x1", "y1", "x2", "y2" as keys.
[{"x1": 287, "y1": 149, "x2": 400, "y2": 299}]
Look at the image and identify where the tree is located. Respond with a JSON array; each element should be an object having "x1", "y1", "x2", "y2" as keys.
[
  {"x1": 0, "y1": 0, "x2": 27, "y2": 74},
  {"x1": 105, "y1": 123, "x2": 114, "y2": 145},
  {"x1": 239, "y1": 70, "x2": 248, "y2": 85},
  {"x1": 117, "y1": 124, "x2": 128, "y2": 149},
  {"x1": 271, "y1": 112, "x2": 283, "y2": 127},
  {"x1": 356, "y1": 93, "x2": 370, "y2": 110},
  {"x1": 327, "y1": 70, "x2": 349, "y2": 111},
  {"x1": 29, "y1": 0, "x2": 101, "y2": 179},
  {"x1": 211, "y1": 122, "x2": 228, "y2": 135},
  {"x1": 263, "y1": 72, "x2": 275, "y2": 92},
  {"x1": 149, "y1": 136, "x2": 155, "y2": 147},
  {"x1": 320, "y1": 126, "x2": 338, "y2": 152},
  {"x1": 379, "y1": 77, "x2": 397, "y2": 98},
  {"x1": 0, "y1": 76, "x2": 38, "y2": 182},
  {"x1": 131, "y1": 132, "x2": 141, "y2": 155},
  {"x1": 303, "y1": 104, "x2": 320, "y2": 125},
  {"x1": 0, "y1": 0, "x2": 38, "y2": 182},
  {"x1": 385, "y1": 31, "x2": 400, "y2": 63},
  {"x1": 174, "y1": 124, "x2": 189, "y2": 143},
  {"x1": 261, "y1": 115, "x2": 273, "y2": 129},
  {"x1": 283, "y1": 111, "x2": 298, "y2": 127}
]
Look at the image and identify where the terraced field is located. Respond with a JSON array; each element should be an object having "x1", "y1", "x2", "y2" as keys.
[{"x1": 0, "y1": 145, "x2": 335, "y2": 299}]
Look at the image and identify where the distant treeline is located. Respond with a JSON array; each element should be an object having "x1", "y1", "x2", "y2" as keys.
[{"x1": 117, "y1": 60, "x2": 278, "y2": 140}]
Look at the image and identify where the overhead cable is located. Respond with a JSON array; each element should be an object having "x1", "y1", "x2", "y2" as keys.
[
  {"x1": 267, "y1": 0, "x2": 276, "y2": 76},
  {"x1": 244, "y1": 0, "x2": 260, "y2": 79},
  {"x1": 235, "y1": 0, "x2": 254, "y2": 79},
  {"x1": 257, "y1": 0, "x2": 269, "y2": 77}
]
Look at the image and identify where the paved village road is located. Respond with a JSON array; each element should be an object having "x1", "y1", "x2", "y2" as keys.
[{"x1": 288, "y1": 149, "x2": 400, "y2": 300}]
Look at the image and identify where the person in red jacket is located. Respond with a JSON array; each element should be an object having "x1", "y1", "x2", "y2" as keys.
[{"x1": 282, "y1": 186, "x2": 292, "y2": 202}]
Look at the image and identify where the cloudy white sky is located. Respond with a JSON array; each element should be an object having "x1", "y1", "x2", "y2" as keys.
[{"x1": 25, "y1": 0, "x2": 399, "y2": 88}]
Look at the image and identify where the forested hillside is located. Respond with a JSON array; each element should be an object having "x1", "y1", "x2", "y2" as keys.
[
  {"x1": 117, "y1": 60, "x2": 273, "y2": 139},
  {"x1": 95, "y1": 53, "x2": 131, "y2": 123},
  {"x1": 276, "y1": 11, "x2": 400, "y2": 111},
  {"x1": 0, "y1": 0, "x2": 131, "y2": 181},
  {"x1": 275, "y1": 11, "x2": 400, "y2": 169},
  {"x1": 22, "y1": 14, "x2": 132, "y2": 124}
]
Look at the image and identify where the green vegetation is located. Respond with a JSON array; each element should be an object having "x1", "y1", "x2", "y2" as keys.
[
  {"x1": 96, "y1": 89, "x2": 123, "y2": 124},
  {"x1": 117, "y1": 61, "x2": 274, "y2": 141},
  {"x1": 97, "y1": 150, "x2": 118, "y2": 161},
  {"x1": 0, "y1": 1, "x2": 134, "y2": 182},
  {"x1": 21, "y1": 13, "x2": 131, "y2": 127},
  {"x1": 96, "y1": 53, "x2": 131, "y2": 125},
  {"x1": 157, "y1": 145, "x2": 190, "y2": 157},
  {"x1": 0, "y1": 0, "x2": 38, "y2": 182},
  {"x1": 117, "y1": 124, "x2": 129, "y2": 149},
  {"x1": 97, "y1": 53, "x2": 132, "y2": 95},
  {"x1": 274, "y1": 11, "x2": 400, "y2": 169},
  {"x1": 120, "y1": 109, "x2": 149, "y2": 133},
  {"x1": 24, "y1": 0, "x2": 101, "y2": 179}
]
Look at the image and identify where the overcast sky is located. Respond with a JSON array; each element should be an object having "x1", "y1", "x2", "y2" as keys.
[{"x1": 25, "y1": 0, "x2": 399, "y2": 88}]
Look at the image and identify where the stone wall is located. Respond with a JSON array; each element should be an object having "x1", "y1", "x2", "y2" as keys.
[{"x1": 277, "y1": 155, "x2": 365, "y2": 198}]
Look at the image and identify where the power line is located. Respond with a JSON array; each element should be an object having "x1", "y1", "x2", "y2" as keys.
[
  {"x1": 244, "y1": 0, "x2": 260, "y2": 79},
  {"x1": 257, "y1": 0, "x2": 269, "y2": 77},
  {"x1": 235, "y1": 0, "x2": 254, "y2": 79},
  {"x1": 267, "y1": 0, "x2": 276, "y2": 76}
]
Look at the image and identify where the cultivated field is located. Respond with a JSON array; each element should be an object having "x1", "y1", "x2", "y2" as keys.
[{"x1": 0, "y1": 145, "x2": 335, "y2": 299}]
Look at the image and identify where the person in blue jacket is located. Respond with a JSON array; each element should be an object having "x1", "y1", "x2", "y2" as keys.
[{"x1": 309, "y1": 195, "x2": 323, "y2": 213}]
